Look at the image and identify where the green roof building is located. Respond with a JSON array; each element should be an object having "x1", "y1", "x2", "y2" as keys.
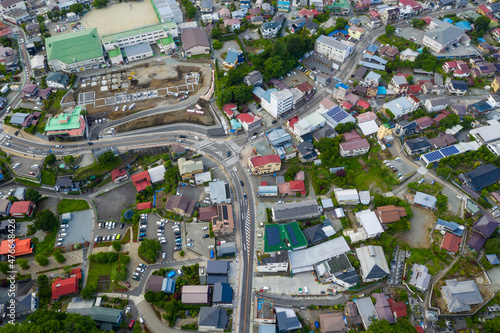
[
  {"x1": 44, "y1": 106, "x2": 86, "y2": 140},
  {"x1": 108, "y1": 47, "x2": 124, "y2": 65},
  {"x1": 101, "y1": 21, "x2": 178, "y2": 50},
  {"x1": 263, "y1": 221, "x2": 308, "y2": 253},
  {"x1": 157, "y1": 34, "x2": 177, "y2": 53},
  {"x1": 325, "y1": 0, "x2": 349, "y2": 15},
  {"x1": 46, "y1": 28, "x2": 105, "y2": 73},
  {"x1": 89, "y1": 306, "x2": 123, "y2": 331}
]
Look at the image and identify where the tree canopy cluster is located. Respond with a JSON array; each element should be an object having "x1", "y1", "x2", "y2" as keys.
[
  {"x1": 34, "y1": 209, "x2": 58, "y2": 232},
  {"x1": 2, "y1": 309, "x2": 102, "y2": 333},
  {"x1": 138, "y1": 238, "x2": 161, "y2": 262}
]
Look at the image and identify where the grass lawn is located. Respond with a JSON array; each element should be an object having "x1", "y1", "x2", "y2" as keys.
[
  {"x1": 33, "y1": 227, "x2": 58, "y2": 256},
  {"x1": 41, "y1": 168, "x2": 57, "y2": 186},
  {"x1": 57, "y1": 199, "x2": 90, "y2": 214},
  {"x1": 87, "y1": 261, "x2": 118, "y2": 291},
  {"x1": 74, "y1": 159, "x2": 121, "y2": 180}
]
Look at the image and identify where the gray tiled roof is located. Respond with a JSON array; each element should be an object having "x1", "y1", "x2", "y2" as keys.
[{"x1": 442, "y1": 279, "x2": 483, "y2": 312}]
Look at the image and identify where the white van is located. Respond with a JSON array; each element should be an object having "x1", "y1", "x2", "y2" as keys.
[
  {"x1": 304, "y1": 287, "x2": 309, "y2": 295},
  {"x1": 59, "y1": 233, "x2": 67, "y2": 237},
  {"x1": 261, "y1": 286, "x2": 270, "y2": 291},
  {"x1": 12, "y1": 163, "x2": 21, "y2": 169},
  {"x1": 162, "y1": 253, "x2": 166, "y2": 260}
]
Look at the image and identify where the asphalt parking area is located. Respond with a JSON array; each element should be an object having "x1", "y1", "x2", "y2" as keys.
[
  {"x1": 59, "y1": 210, "x2": 93, "y2": 246},
  {"x1": 176, "y1": 184, "x2": 203, "y2": 201},
  {"x1": 254, "y1": 271, "x2": 332, "y2": 295},
  {"x1": 142, "y1": 213, "x2": 175, "y2": 262},
  {"x1": 185, "y1": 222, "x2": 214, "y2": 258},
  {"x1": 94, "y1": 221, "x2": 126, "y2": 243},
  {"x1": 93, "y1": 182, "x2": 137, "y2": 221},
  {"x1": 386, "y1": 158, "x2": 416, "y2": 176}
]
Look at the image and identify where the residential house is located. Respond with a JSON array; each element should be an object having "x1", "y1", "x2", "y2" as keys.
[
  {"x1": 212, "y1": 204, "x2": 234, "y2": 236},
  {"x1": 375, "y1": 205, "x2": 407, "y2": 224},
  {"x1": 89, "y1": 307, "x2": 124, "y2": 331},
  {"x1": 355, "y1": 210, "x2": 384, "y2": 238},
  {"x1": 467, "y1": 215, "x2": 500, "y2": 251},
  {"x1": 182, "y1": 285, "x2": 211, "y2": 304},
  {"x1": 409, "y1": 264, "x2": 431, "y2": 291},
  {"x1": 178, "y1": 157, "x2": 204, "y2": 180},
  {"x1": 335, "y1": 189, "x2": 360, "y2": 205},
  {"x1": 403, "y1": 136, "x2": 432, "y2": 156},
  {"x1": 243, "y1": 70, "x2": 264, "y2": 86},
  {"x1": 236, "y1": 112, "x2": 262, "y2": 131},
  {"x1": 373, "y1": 293, "x2": 395, "y2": 324},
  {"x1": 441, "y1": 232, "x2": 462, "y2": 253},
  {"x1": 209, "y1": 181, "x2": 231, "y2": 204},
  {"x1": 450, "y1": 102, "x2": 467, "y2": 119},
  {"x1": 9, "y1": 201, "x2": 35, "y2": 218},
  {"x1": 296, "y1": 141, "x2": 318, "y2": 162},
  {"x1": 487, "y1": 94, "x2": 500, "y2": 108},
  {"x1": 295, "y1": 82, "x2": 314, "y2": 101},
  {"x1": 219, "y1": 7, "x2": 230, "y2": 19},
  {"x1": 198, "y1": 307, "x2": 228, "y2": 331},
  {"x1": 412, "y1": 191, "x2": 437, "y2": 210},
  {"x1": 51, "y1": 268, "x2": 81, "y2": 300},
  {"x1": 46, "y1": 72, "x2": 69, "y2": 89},
  {"x1": 3, "y1": 293, "x2": 38, "y2": 318},
  {"x1": 223, "y1": 18, "x2": 241, "y2": 31},
  {"x1": 55, "y1": 176, "x2": 80, "y2": 193},
  {"x1": 383, "y1": 96, "x2": 416, "y2": 119},
  {"x1": 165, "y1": 194, "x2": 196, "y2": 216},
  {"x1": 355, "y1": 297, "x2": 379, "y2": 329},
  {"x1": 468, "y1": 100, "x2": 493, "y2": 117},
  {"x1": 356, "y1": 245, "x2": 390, "y2": 282},
  {"x1": 400, "y1": 48, "x2": 419, "y2": 61},
  {"x1": 348, "y1": 26, "x2": 365, "y2": 40},
  {"x1": 379, "y1": 6, "x2": 400, "y2": 23},
  {"x1": 261, "y1": 21, "x2": 280, "y2": 38},
  {"x1": 213, "y1": 282, "x2": 233, "y2": 305},
  {"x1": 339, "y1": 136, "x2": 370, "y2": 157},
  {"x1": 459, "y1": 164, "x2": 500, "y2": 191},
  {"x1": 415, "y1": 116, "x2": 434, "y2": 130},
  {"x1": 446, "y1": 80, "x2": 468, "y2": 95},
  {"x1": 389, "y1": 75, "x2": 409, "y2": 95},
  {"x1": 424, "y1": 97, "x2": 450, "y2": 112},
  {"x1": 249, "y1": 155, "x2": 281, "y2": 175},
  {"x1": 200, "y1": 0, "x2": 212, "y2": 12},
  {"x1": 441, "y1": 279, "x2": 483, "y2": 313},
  {"x1": 491, "y1": 76, "x2": 500, "y2": 93},
  {"x1": 181, "y1": 28, "x2": 210, "y2": 56},
  {"x1": 318, "y1": 312, "x2": 346, "y2": 333},
  {"x1": 276, "y1": 308, "x2": 302, "y2": 332},
  {"x1": 0, "y1": 238, "x2": 33, "y2": 257}
]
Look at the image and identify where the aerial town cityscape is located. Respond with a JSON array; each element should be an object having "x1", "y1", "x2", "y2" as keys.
[{"x1": 2, "y1": 0, "x2": 500, "y2": 331}]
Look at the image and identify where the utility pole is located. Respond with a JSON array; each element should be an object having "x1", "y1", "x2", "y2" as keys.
[{"x1": 81, "y1": 236, "x2": 85, "y2": 285}]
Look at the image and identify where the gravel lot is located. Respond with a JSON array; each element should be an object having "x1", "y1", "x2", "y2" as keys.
[
  {"x1": 400, "y1": 207, "x2": 435, "y2": 248},
  {"x1": 93, "y1": 182, "x2": 136, "y2": 222}
]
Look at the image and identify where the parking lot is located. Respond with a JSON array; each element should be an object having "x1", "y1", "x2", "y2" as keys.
[
  {"x1": 93, "y1": 182, "x2": 137, "y2": 222},
  {"x1": 385, "y1": 157, "x2": 416, "y2": 177},
  {"x1": 93, "y1": 220, "x2": 129, "y2": 244},
  {"x1": 185, "y1": 221, "x2": 215, "y2": 258},
  {"x1": 254, "y1": 271, "x2": 336, "y2": 295},
  {"x1": 59, "y1": 210, "x2": 93, "y2": 246},
  {"x1": 302, "y1": 52, "x2": 338, "y2": 76},
  {"x1": 141, "y1": 213, "x2": 176, "y2": 262}
]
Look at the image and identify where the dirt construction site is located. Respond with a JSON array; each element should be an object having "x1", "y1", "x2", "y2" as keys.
[{"x1": 63, "y1": 61, "x2": 212, "y2": 119}]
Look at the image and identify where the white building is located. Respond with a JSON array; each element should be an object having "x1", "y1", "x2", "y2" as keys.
[
  {"x1": 256, "y1": 251, "x2": 289, "y2": 273},
  {"x1": 355, "y1": 210, "x2": 384, "y2": 238},
  {"x1": 356, "y1": 245, "x2": 390, "y2": 282},
  {"x1": 151, "y1": 0, "x2": 184, "y2": 23},
  {"x1": 424, "y1": 97, "x2": 450, "y2": 112},
  {"x1": 470, "y1": 120, "x2": 500, "y2": 144},
  {"x1": 383, "y1": 96, "x2": 417, "y2": 119},
  {"x1": 261, "y1": 88, "x2": 293, "y2": 118},
  {"x1": 101, "y1": 22, "x2": 178, "y2": 51},
  {"x1": 399, "y1": 48, "x2": 419, "y2": 62},
  {"x1": 334, "y1": 189, "x2": 359, "y2": 205},
  {"x1": 0, "y1": 0, "x2": 26, "y2": 14},
  {"x1": 315, "y1": 35, "x2": 352, "y2": 63}
]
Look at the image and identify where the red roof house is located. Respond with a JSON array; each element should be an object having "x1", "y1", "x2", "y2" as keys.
[
  {"x1": 409, "y1": 84, "x2": 422, "y2": 94},
  {"x1": 388, "y1": 298, "x2": 408, "y2": 318},
  {"x1": 287, "y1": 116, "x2": 299, "y2": 129},
  {"x1": 223, "y1": 103, "x2": 237, "y2": 119},
  {"x1": 250, "y1": 154, "x2": 281, "y2": 167},
  {"x1": 111, "y1": 168, "x2": 128, "y2": 183},
  {"x1": 356, "y1": 99, "x2": 370, "y2": 109},
  {"x1": 342, "y1": 101, "x2": 353, "y2": 111},
  {"x1": 131, "y1": 171, "x2": 152, "y2": 192},
  {"x1": 9, "y1": 201, "x2": 35, "y2": 217},
  {"x1": 290, "y1": 180, "x2": 306, "y2": 195},
  {"x1": 198, "y1": 206, "x2": 218, "y2": 221},
  {"x1": 51, "y1": 276, "x2": 80, "y2": 300},
  {"x1": 421, "y1": 16, "x2": 432, "y2": 25},
  {"x1": 415, "y1": 326, "x2": 425, "y2": 333},
  {"x1": 441, "y1": 232, "x2": 461, "y2": 253},
  {"x1": 415, "y1": 116, "x2": 434, "y2": 129},
  {"x1": 434, "y1": 113, "x2": 448, "y2": 123},
  {"x1": 297, "y1": 8, "x2": 319, "y2": 19},
  {"x1": 0, "y1": 238, "x2": 33, "y2": 256},
  {"x1": 137, "y1": 202, "x2": 153, "y2": 210}
]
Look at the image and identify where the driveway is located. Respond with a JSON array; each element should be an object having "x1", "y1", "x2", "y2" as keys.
[
  {"x1": 214, "y1": 40, "x2": 240, "y2": 67},
  {"x1": 400, "y1": 207, "x2": 435, "y2": 248}
]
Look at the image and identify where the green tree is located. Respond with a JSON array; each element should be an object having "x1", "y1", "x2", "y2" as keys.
[
  {"x1": 385, "y1": 25, "x2": 396, "y2": 36},
  {"x1": 138, "y1": 238, "x2": 161, "y2": 262},
  {"x1": 63, "y1": 155, "x2": 75, "y2": 166},
  {"x1": 53, "y1": 249, "x2": 66, "y2": 263},
  {"x1": 18, "y1": 258, "x2": 29, "y2": 269},
  {"x1": 406, "y1": 75, "x2": 413, "y2": 83},
  {"x1": 485, "y1": 236, "x2": 500, "y2": 256},
  {"x1": 0, "y1": 262, "x2": 9, "y2": 274},
  {"x1": 475, "y1": 16, "x2": 491, "y2": 33},
  {"x1": 211, "y1": 27, "x2": 222, "y2": 39},
  {"x1": 286, "y1": 34, "x2": 306, "y2": 59},
  {"x1": 485, "y1": 316, "x2": 500, "y2": 332},
  {"x1": 145, "y1": 290, "x2": 155, "y2": 302},
  {"x1": 97, "y1": 151, "x2": 117, "y2": 165},
  {"x1": 26, "y1": 188, "x2": 42, "y2": 203},
  {"x1": 115, "y1": 264, "x2": 127, "y2": 281},
  {"x1": 36, "y1": 274, "x2": 51, "y2": 308},
  {"x1": 179, "y1": 250, "x2": 185, "y2": 256},
  {"x1": 2, "y1": 309, "x2": 102, "y2": 332},
  {"x1": 436, "y1": 194, "x2": 448, "y2": 212},
  {"x1": 93, "y1": 0, "x2": 108, "y2": 8},
  {"x1": 69, "y1": 3, "x2": 84, "y2": 13},
  {"x1": 212, "y1": 39, "x2": 222, "y2": 50},
  {"x1": 34, "y1": 209, "x2": 58, "y2": 231},
  {"x1": 81, "y1": 283, "x2": 97, "y2": 299},
  {"x1": 112, "y1": 240, "x2": 121, "y2": 252},
  {"x1": 35, "y1": 254, "x2": 49, "y2": 266},
  {"x1": 368, "y1": 318, "x2": 417, "y2": 332},
  {"x1": 44, "y1": 153, "x2": 56, "y2": 165}
]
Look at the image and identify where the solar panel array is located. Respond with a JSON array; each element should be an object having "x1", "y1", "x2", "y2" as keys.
[
  {"x1": 327, "y1": 107, "x2": 349, "y2": 123},
  {"x1": 441, "y1": 146, "x2": 459, "y2": 157},
  {"x1": 286, "y1": 225, "x2": 298, "y2": 245},
  {"x1": 266, "y1": 227, "x2": 281, "y2": 246},
  {"x1": 424, "y1": 151, "x2": 444, "y2": 163}
]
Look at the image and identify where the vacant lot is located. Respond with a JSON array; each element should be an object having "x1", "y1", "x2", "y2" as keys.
[
  {"x1": 400, "y1": 207, "x2": 435, "y2": 248},
  {"x1": 81, "y1": 2, "x2": 159, "y2": 36},
  {"x1": 57, "y1": 199, "x2": 90, "y2": 214}
]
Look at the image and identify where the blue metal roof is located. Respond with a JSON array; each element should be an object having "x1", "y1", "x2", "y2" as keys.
[{"x1": 252, "y1": 86, "x2": 266, "y2": 99}]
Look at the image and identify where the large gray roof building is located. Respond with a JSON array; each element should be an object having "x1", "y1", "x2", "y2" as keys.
[
  {"x1": 356, "y1": 245, "x2": 390, "y2": 282},
  {"x1": 442, "y1": 279, "x2": 483, "y2": 313},
  {"x1": 272, "y1": 199, "x2": 320, "y2": 222},
  {"x1": 422, "y1": 22, "x2": 464, "y2": 53}
]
